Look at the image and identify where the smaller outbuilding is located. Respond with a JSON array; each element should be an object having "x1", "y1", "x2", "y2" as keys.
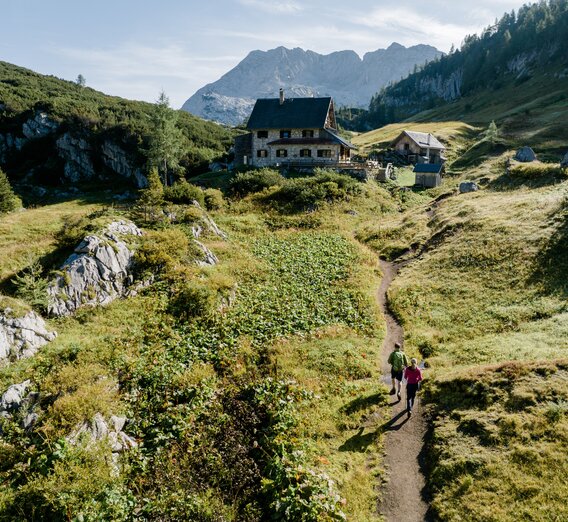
[
  {"x1": 515, "y1": 146, "x2": 537, "y2": 162},
  {"x1": 414, "y1": 163, "x2": 444, "y2": 188},
  {"x1": 391, "y1": 130, "x2": 445, "y2": 165}
]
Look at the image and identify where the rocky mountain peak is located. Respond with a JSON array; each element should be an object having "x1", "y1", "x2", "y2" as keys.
[{"x1": 182, "y1": 43, "x2": 443, "y2": 126}]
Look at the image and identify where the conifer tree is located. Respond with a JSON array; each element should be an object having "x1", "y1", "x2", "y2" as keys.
[
  {"x1": 138, "y1": 167, "x2": 164, "y2": 222},
  {"x1": 0, "y1": 168, "x2": 20, "y2": 214},
  {"x1": 146, "y1": 91, "x2": 185, "y2": 187}
]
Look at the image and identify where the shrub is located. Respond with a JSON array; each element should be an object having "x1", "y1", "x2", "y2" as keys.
[
  {"x1": 267, "y1": 171, "x2": 363, "y2": 210},
  {"x1": 135, "y1": 228, "x2": 189, "y2": 272},
  {"x1": 163, "y1": 179, "x2": 205, "y2": 206},
  {"x1": 168, "y1": 283, "x2": 217, "y2": 322},
  {"x1": 0, "y1": 168, "x2": 21, "y2": 214},
  {"x1": 11, "y1": 256, "x2": 49, "y2": 313},
  {"x1": 203, "y1": 188, "x2": 225, "y2": 210},
  {"x1": 230, "y1": 169, "x2": 284, "y2": 196}
]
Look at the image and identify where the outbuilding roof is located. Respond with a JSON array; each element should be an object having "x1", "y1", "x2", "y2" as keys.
[
  {"x1": 392, "y1": 131, "x2": 445, "y2": 150},
  {"x1": 247, "y1": 96, "x2": 333, "y2": 130},
  {"x1": 413, "y1": 163, "x2": 444, "y2": 173}
]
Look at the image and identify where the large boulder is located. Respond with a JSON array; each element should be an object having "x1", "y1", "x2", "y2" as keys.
[
  {"x1": 459, "y1": 181, "x2": 479, "y2": 193},
  {"x1": 0, "y1": 309, "x2": 57, "y2": 362},
  {"x1": 47, "y1": 220, "x2": 142, "y2": 317},
  {"x1": 561, "y1": 151, "x2": 568, "y2": 168},
  {"x1": 515, "y1": 146, "x2": 537, "y2": 163}
]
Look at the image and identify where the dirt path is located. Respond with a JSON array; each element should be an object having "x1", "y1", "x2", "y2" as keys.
[{"x1": 377, "y1": 259, "x2": 429, "y2": 522}]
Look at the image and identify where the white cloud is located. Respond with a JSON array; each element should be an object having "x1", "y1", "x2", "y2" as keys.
[
  {"x1": 238, "y1": 0, "x2": 303, "y2": 14},
  {"x1": 351, "y1": 8, "x2": 482, "y2": 51},
  {"x1": 52, "y1": 42, "x2": 240, "y2": 107}
]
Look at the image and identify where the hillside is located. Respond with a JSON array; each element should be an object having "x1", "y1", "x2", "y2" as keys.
[
  {"x1": 182, "y1": 43, "x2": 442, "y2": 125},
  {"x1": 351, "y1": 0, "x2": 568, "y2": 140},
  {"x1": 0, "y1": 61, "x2": 234, "y2": 190}
]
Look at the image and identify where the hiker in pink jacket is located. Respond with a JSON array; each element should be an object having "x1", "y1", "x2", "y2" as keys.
[{"x1": 403, "y1": 358, "x2": 423, "y2": 418}]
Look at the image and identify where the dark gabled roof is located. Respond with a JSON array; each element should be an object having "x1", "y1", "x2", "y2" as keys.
[
  {"x1": 323, "y1": 129, "x2": 357, "y2": 150},
  {"x1": 247, "y1": 97, "x2": 333, "y2": 130},
  {"x1": 413, "y1": 163, "x2": 444, "y2": 173},
  {"x1": 392, "y1": 131, "x2": 445, "y2": 150}
]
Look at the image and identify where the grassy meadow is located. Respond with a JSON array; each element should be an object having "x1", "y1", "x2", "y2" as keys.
[
  {"x1": 354, "y1": 116, "x2": 568, "y2": 520},
  {"x1": 0, "y1": 172, "x2": 415, "y2": 520}
]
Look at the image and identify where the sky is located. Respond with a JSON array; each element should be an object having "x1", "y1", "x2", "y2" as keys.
[{"x1": 2, "y1": 0, "x2": 525, "y2": 108}]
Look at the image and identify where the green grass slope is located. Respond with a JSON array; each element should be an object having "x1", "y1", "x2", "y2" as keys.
[
  {"x1": 356, "y1": 113, "x2": 568, "y2": 519},
  {"x1": 0, "y1": 172, "x2": 418, "y2": 520},
  {"x1": 0, "y1": 61, "x2": 234, "y2": 183}
]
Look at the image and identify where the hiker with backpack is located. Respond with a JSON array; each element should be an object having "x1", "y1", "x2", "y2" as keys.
[
  {"x1": 404, "y1": 358, "x2": 423, "y2": 418},
  {"x1": 387, "y1": 342, "x2": 409, "y2": 400}
]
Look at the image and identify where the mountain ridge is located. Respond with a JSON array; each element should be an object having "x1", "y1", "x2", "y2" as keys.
[{"x1": 182, "y1": 43, "x2": 443, "y2": 125}]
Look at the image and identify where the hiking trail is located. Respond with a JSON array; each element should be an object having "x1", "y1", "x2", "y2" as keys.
[{"x1": 377, "y1": 259, "x2": 429, "y2": 521}]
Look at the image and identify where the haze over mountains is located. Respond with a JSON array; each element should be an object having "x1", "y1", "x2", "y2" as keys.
[{"x1": 182, "y1": 43, "x2": 443, "y2": 126}]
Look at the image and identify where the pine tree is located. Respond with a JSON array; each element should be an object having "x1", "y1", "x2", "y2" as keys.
[
  {"x1": 76, "y1": 74, "x2": 86, "y2": 87},
  {"x1": 138, "y1": 167, "x2": 164, "y2": 222},
  {"x1": 146, "y1": 91, "x2": 185, "y2": 187},
  {"x1": 0, "y1": 168, "x2": 20, "y2": 214}
]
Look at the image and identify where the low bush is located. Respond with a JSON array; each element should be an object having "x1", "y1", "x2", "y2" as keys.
[
  {"x1": 267, "y1": 171, "x2": 363, "y2": 211},
  {"x1": 135, "y1": 228, "x2": 189, "y2": 272},
  {"x1": 203, "y1": 188, "x2": 225, "y2": 210},
  {"x1": 163, "y1": 179, "x2": 205, "y2": 206},
  {"x1": 11, "y1": 256, "x2": 49, "y2": 313},
  {"x1": 230, "y1": 169, "x2": 284, "y2": 196},
  {"x1": 0, "y1": 168, "x2": 21, "y2": 214},
  {"x1": 168, "y1": 283, "x2": 217, "y2": 322}
]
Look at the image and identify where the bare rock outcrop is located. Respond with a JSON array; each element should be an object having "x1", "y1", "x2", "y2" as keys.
[
  {"x1": 47, "y1": 220, "x2": 142, "y2": 317},
  {"x1": 68, "y1": 413, "x2": 137, "y2": 453},
  {"x1": 0, "y1": 309, "x2": 57, "y2": 362},
  {"x1": 561, "y1": 151, "x2": 568, "y2": 168},
  {"x1": 56, "y1": 133, "x2": 96, "y2": 182}
]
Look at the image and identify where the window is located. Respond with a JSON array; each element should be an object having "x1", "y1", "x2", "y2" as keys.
[
  {"x1": 404, "y1": 143, "x2": 410, "y2": 151},
  {"x1": 257, "y1": 130, "x2": 268, "y2": 138},
  {"x1": 302, "y1": 130, "x2": 314, "y2": 138},
  {"x1": 276, "y1": 149, "x2": 288, "y2": 158},
  {"x1": 317, "y1": 150, "x2": 332, "y2": 158},
  {"x1": 420, "y1": 148, "x2": 427, "y2": 155},
  {"x1": 300, "y1": 149, "x2": 312, "y2": 158},
  {"x1": 280, "y1": 130, "x2": 291, "y2": 139},
  {"x1": 257, "y1": 149, "x2": 268, "y2": 158}
]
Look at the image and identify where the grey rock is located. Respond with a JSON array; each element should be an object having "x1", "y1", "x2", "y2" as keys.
[
  {"x1": 56, "y1": 133, "x2": 96, "y2": 182},
  {"x1": 0, "y1": 310, "x2": 57, "y2": 362},
  {"x1": 47, "y1": 220, "x2": 142, "y2": 317},
  {"x1": 182, "y1": 43, "x2": 443, "y2": 125},
  {"x1": 23, "y1": 412, "x2": 39, "y2": 430},
  {"x1": 190, "y1": 201, "x2": 228, "y2": 240},
  {"x1": 194, "y1": 240, "x2": 219, "y2": 267},
  {"x1": 459, "y1": 181, "x2": 479, "y2": 193},
  {"x1": 101, "y1": 141, "x2": 148, "y2": 188},
  {"x1": 561, "y1": 152, "x2": 568, "y2": 168},
  {"x1": 0, "y1": 380, "x2": 31, "y2": 412},
  {"x1": 22, "y1": 112, "x2": 59, "y2": 139},
  {"x1": 68, "y1": 412, "x2": 137, "y2": 453},
  {"x1": 515, "y1": 146, "x2": 537, "y2": 163}
]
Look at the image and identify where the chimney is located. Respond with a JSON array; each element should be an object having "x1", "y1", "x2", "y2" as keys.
[{"x1": 279, "y1": 88, "x2": 285, "y2": 105}]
